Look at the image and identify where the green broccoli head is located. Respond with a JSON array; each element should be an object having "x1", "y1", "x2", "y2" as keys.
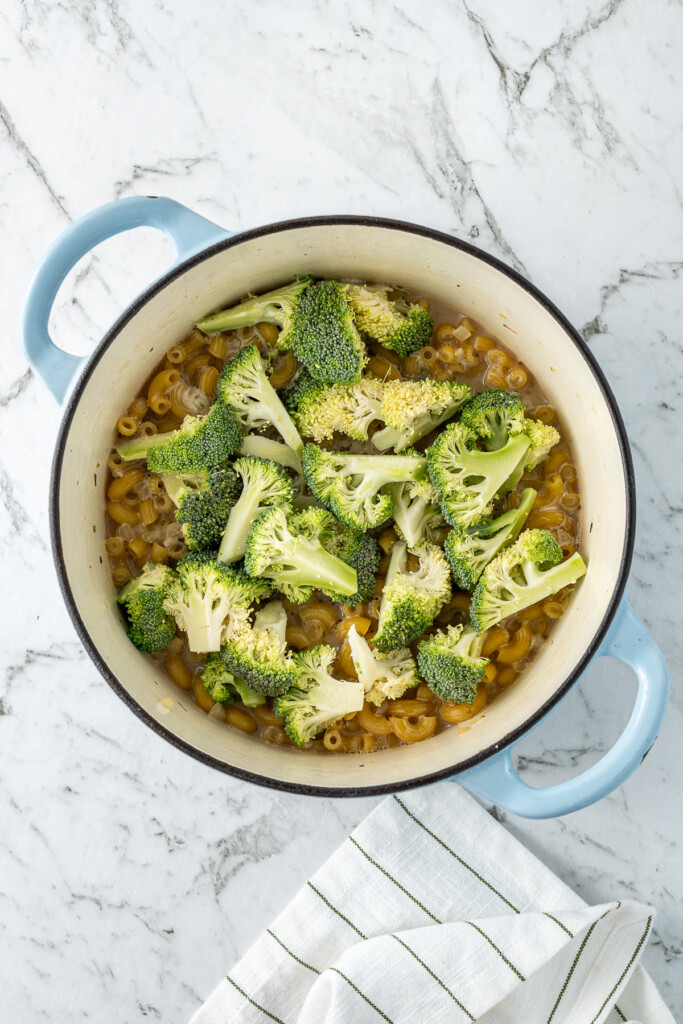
[
  {"x1": 243, "y1": 505, "x2": 358, "y2": 604},
  {"x1": 470, "y1": 529, "x2": 587, "y2": 634},
  {"x1": 427, "y1": 421, "x2": 531, "y2": 529},
  {"x1": 444, "y1": 487, "x2": 536, "y2": 591},
  {"x1": 162, "y1": 465, "x2": 242, "y2": 551},
  {"x1": 163, "y1": 553, "x2": 270, "y2": 653},
  {"x1": 522, "y1": 418, "x2": 561, "y2": 469},
  {"x1": 372, "y1": 379, "x2": 471, "y2": 452},
  {"x1": 202, "y1": 652, "x2": 268, "y2": 706},
  {"x1": 117, "y1": 562, "x2": 177, "y2": 652},
  {"x1": 273, "y1": 644, "x2": 365, "y2": 746},
  {"x1": 221, "y1": 618, "x2": 297, "y2": 697},
  {"x1": 346, "y1": 625, "x2": 418, "y2": 705},
  {"x1": 288, "y1": 280, "x2": 368, "y2": 384},
  {"x1": 289, "y1": 377, "x2": 384, "y2": 443},
  {"x1": 238, "y1": 433, "x2": 306, "y2": 503},
  {"x1": 195, "y1": 276, "x2": 313, "y2": 345},
  {"x1": 326, "y1": 523, "x2": 381, "y2": 605},
  {"x1": 116, "y1": 400, "x2": 243, "y2": 474},
  {"x1": 217, "y1": 457, "x2": 293, "y2": 563},
  {"x1": 388, "y1": 478, "x2": 444, "y2": 550},
  {"x1": 417, "y1": 624, "x2": 489, "y2": 703},
  {"x1": 201, "y1": 652, "x2": 239, "y2": 703},
  {"x1": 460, "y1": 389, "x2": 526, "y2": 451},
  {"x1": 374, "y1": 541, "x2": 452, "y2": 653},
  {"x1": 302, "y1": 444, "x2": 428, "y2": 531},
  {"x1": 345, "y1": 283, "x2": 434, "y2": 358},
  {"x1": 218, "y1": 344, "x2": 304, "y2": 455}
]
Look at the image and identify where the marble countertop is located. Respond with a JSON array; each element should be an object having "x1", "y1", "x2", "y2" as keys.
[{"x1": 1, "y1": 1, "x2": 681, "y2": 1020}]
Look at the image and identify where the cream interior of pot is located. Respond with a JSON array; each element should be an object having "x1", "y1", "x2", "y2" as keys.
[{"x1": 55, "y1": 223, "x2": 628, "y2": 789}]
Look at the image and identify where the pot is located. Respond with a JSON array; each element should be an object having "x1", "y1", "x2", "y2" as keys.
[{"x1": 22, "y1": 196, "x2": 669, "y2": 817}]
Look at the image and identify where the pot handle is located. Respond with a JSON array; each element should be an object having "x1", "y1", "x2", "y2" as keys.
[
  {"x1": 458, "y1": 598, "x2": 669, "y2": 818},
  {"x1": 22, "y1": 196, "x2": 230, "y2": 405}
]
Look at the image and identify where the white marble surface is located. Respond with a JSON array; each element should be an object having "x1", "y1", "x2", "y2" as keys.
[{"x1": 1, "y1": 1, "x2": 681, "y2": 1020}]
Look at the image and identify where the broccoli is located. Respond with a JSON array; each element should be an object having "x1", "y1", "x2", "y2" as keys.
[
  {"x1": 326, "y1": 522, "x2": 381, "y2": 605},
  {"x1": 221, "y1": 604, "x2": 297, "y2": 697},
  {"x1": 244, "y1": 506, "x2": 358, "y2": 603},
  {"x1": 470, "y1": 529, "x2": 587, "y2": 634},
  {"x1": 444, "y1": 487, "x2": 537, "y2": 591},
  {"x1": 302, "y1": 444, "x2": 428, "y2": 530},
  {"x1": 374, "y1": 541, "x2": 451, "y2": 653},
  {"x1": 218, "y1": 344, "x2": 304, "y2": 456},
  {"x1": 417, "y1": 624, "x2": 489, "y2": 703},
  {"x1": 522, "y1": 418, "x2": 561, "y2": 470},
  {"x1": 116, "y1": 400, "x2": 242, "y2": 473},
  {"x1": 201, "y1": 654, "x2": 266, "y2": 706},
  {"x1": 239, "y1": 433, "x2": 307, "y2": 503},
  {"x1": 288, "y1": 280, "x2": 367, "y2": 384},
  {"x1": 202, "y1": 601, "x2": 288, "y2": 703},
  {"x1": 345, "y1": 283, "x2": 434, "y2": 358},
  {"x1": 427, "y1": 422, "x2": 531, "y2": 528},
  {"x1": 459, "y1": 389, "x2": 526, "y2": 451},
  {"x1": 195, "y1": 276, "x2": 312, "y2": 344},
  {"x1": 117, "y1": 562, "x2": 177, "y2": 652},
  {"x1": 163, "y1": 553, "x2": 270, "y2": 653},
  {"x1": 289, "y1": 376, "x2": 384, "y2": 443},
  {"x1": 372, "y1": 379, "x2": 472, "y2": 452},
  {"x1": 217, "y1": 457, "x2": 293, "y2": 563},
  {"x1": 273, "y1": 645, "x2": 365, "y2": 746},
  {"x1": 388, "y1": 477, "x2": 444, "y2": 550},
  {"x1": 163, "y1": 465, "x2": 242, "y2": 551},
  {"x1": 346, "y1": 625, "x2": 419, "y2": 705}
]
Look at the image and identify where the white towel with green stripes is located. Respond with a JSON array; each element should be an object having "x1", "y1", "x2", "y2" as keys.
[{"x1": 191, "y1": 784, "x2": 673, "y2": 1024}]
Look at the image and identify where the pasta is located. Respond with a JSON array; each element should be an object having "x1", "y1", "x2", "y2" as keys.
[{"x1": 104, "y1": 289, "x2": 582, "y2": 754}]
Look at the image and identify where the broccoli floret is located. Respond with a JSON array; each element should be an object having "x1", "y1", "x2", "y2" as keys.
[
  {"x1": 290, "y1": 377, "x2": 384, "y2": 443},
  {"x1": 201, "y1": 653, "x2": 266, "y2": 706},
  {"x1": 117, "y1": 562, "x2": 177, "y2": 652},
  {"x1": 163, "y1": 465, "x2": 242, "y2": 551},
  {"x1": 346, "y1": 625, "x2": 418, "y2": 705},
  {"x1": 217, "y1": 457, "x2": 293, "y2": 563},
  {"x1": 116, "y1": 401, "x2": 242, "y2": 473},
  {"x1": 374, "y1": 541, "x2": 451, "y2": 652},
  {"x1": 221, "y1": 601, "x2": 296, "y2": 696},
  {"x1": 427, "y1": 422, "x2": 531, "y2": 528},
  {"x1": 372, "y1": 379, "x2": 472, "y2": 452},
  {"x1": 345, "y1": 283, "x2": 434, "y2": 358},
  {"x1": 288, "y1": 280, "x2": 367, "y2": 384},
  {"x1": 244, "y1": 506, "x2": 358, "y2": 603},
  {"x1": 302, "y1": 444, "x2": 428, "y2": 530},
  {"x1": 470, "y1": 529, "x2": 587, "y2": 634},
  {"x1": 522, "y1": 418, "x2": 561, "y2": 470},
  {"x1": 273, "y1": 645, "x2": 364, "y2": 746},
  {"x1": 388, "y1": 477, "x2": 444, "y2": 550},
  {"x1": 417, "y1": 624, "x2": 489, "y2": 703},
  {"x1": 444, "y1": 487, "x2": 536, "y2": 591},
  {"x1": 163, "y1": 553, "x2": 270, "y2": 653},
  {"x1": 219, "y1": 344, "x2": 304, "y2": 456},
  {"x1": 326, "y1": 523, "x2": 381, "y2": 605},
  {"x1": 459, "y1": 389, "x2": 527, "y2": 451},
  {"x1": 195, "y1": 276, "x2": 312, "y2": 345}
]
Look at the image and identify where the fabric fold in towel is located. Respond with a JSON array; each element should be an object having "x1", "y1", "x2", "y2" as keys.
[{"x1": 191, "y1": 784, "x2": 673, "y2": 1024}]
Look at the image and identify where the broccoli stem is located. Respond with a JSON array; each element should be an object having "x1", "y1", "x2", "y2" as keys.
[
  {"x1": 277, "y1": 541, "x2": 358, "y2": 597},
  {"x1": 197, "y1": 297, "x2": 276, "y2": 335},
  {"x1": 258, "y1": 377, "x2": 305, "y2": 456},
  {"x1": 218, "y1": 491, "x2": 265, "y2": 563},
  {"x1": 117, "y1": 430, "x2": 176, "y2": 461}
]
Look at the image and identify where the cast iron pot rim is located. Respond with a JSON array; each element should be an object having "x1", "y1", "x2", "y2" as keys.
[{"x1": 50, "y1": 213, "x2": 636, "y2": 797}]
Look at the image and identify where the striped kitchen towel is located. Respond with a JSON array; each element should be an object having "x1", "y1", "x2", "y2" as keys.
[{"x1": 191, "y1": 784, "x2": 673, "y2": 1024}]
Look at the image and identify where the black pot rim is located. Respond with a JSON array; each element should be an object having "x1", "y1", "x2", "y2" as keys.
[{"x1": 50, "y1": 213, "x2": 636, "y2": 798}]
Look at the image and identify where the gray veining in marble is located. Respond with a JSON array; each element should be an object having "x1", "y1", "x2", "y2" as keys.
[{"x1": 0, "y1": 0, "x2": 681, "y2": 1020}]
